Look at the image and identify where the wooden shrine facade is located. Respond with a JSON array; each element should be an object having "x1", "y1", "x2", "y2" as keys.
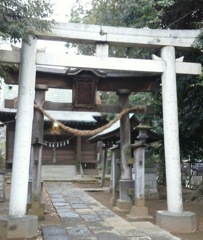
[
  {"x1": 1, "y1": 113, "x2": 101, "y2": 171},
  {"x1": 2, "y1": 66, "x2": 157, "y2": 172},
  {"x1": 1, "y1": 85, "x2": 108, "y2": 172}
]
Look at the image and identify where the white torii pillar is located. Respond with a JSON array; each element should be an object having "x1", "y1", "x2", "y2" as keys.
[
  {"x1": 0, "y1": 37, "x2": 38, "y2": 239},
  {"x1": 156, "y1": 46, "x2": 196, "y2": 233},
  {"x1": 161, "y1": 46, "x2": 183, "y2": 213}
]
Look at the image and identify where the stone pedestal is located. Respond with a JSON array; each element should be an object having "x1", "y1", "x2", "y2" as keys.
[
  {"x1": 109, "y1": 145, "x2": 120, "y2": 207},
  {"x1": 110, "y1": 186, "x2": 119, "y2": 206},
  {"x1": 116, "y1": 199, "x2": 132, "y2": 212},
  {"x1": 128, "y1": 206, "x2": 153, "y2": 220},
  {"x1": 0, "y1": 215, "x2": 38, "y2": 239},
  {"x1": 116, "y1": 180, "x2": 133, "y2": 211},
  {"x1": 27, "y1": 202, "x2": 45, "y2": 220},
  {"x1": 156, "y1": 211, "x2": 196, "y2": 233},
  {"x1": 110, "y1": 196, "x2": 117, "y2": 206},
  {"x1": 127, "y1": 198, "x2": 152, "y2": 220},
  {"x1": 130, "y1": 205, "x2": 148, "y2": 216},
  {"x1": 27, "y1": 180, "x2": 45, "y2": 220},
  {"x1": 145, "y1": 168, "x2": 159, "y2": 199}
]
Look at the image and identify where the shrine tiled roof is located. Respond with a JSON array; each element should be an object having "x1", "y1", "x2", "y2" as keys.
[
  {"x1": 0, "y1": 107, "x2": 100, "y2": 124},
  {"x1": 1, "y1": 83, "x2": 100, "y2": 125},
  {"x1": 44, "y1": 110, "x2": 100, "y2": 124},
  {"x1": 89, "y1": 114, "x2": 162, "y2": 144}
]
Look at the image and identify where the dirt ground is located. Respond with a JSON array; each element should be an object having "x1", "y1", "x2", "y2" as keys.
[
  {"x1": 0, "y1": 183, "x2": 61, "y2": 240},
  {"x1": 1, "y1": 181, "x2": 203, "y2": 240}
]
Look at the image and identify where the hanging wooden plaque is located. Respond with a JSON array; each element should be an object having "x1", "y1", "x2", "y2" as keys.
[{"x1": 73, "y1": 77, "x2": 97, "y2": 109}]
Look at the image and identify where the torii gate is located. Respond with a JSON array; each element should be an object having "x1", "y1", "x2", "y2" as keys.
[{"x1": 0, "y1": 22, "x2": 201, "y2": 238}]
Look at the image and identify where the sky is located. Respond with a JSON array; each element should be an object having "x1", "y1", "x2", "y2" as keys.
[
  {"x1": 1, "y1": 0, "x2": 91, "y2": 54},
  {"x1": 40, "y1": 0, "x2": 76, "y2": 53},
  {"x1": 39, "y1": 0, "x2": 91, "y2": 54},
  {"x1": 51, "y1": 0, "x2": 91, "y2": 22},
  {"x1": 51, "y1": 0, "x2": 76, "y2": 22}
]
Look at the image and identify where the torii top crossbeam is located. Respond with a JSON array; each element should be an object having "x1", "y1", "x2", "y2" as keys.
[
  {"x1": 37, "y1": 22, "x2": 201, "y2": 49},
  {"x1": 0, "y1": 22, "x2": 201, "y2": 75}
]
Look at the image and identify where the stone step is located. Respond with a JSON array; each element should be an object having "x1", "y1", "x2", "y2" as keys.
[
  {"x1": 83, "y1": 168, "x2": 98, "y2": 175},
  {"x1": 41, "y1": 165, "x2": 77, "y2": 181}
]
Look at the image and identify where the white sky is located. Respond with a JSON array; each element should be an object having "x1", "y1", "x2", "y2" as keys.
[
  {"x1": 39, "y1": 0, "x2": 91, "y2": 54},
  {"x1": 51, "y1": 0, "x2": 91, "y2": 22},
  {"x1": 51, "y1": 0, "x2": 76, "y2": 22},
  {"x1": 40, "y1": 0, "x2": 76, "y2": 54},
  {"x1": 1, "y1": 0, "x2": 91, "y2": 54}
]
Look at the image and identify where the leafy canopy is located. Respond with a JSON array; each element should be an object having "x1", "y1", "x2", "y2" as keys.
[
  {"x1": 0, "y1": 0, "x2": 54, "y2": 43},
  {"x1": 0, "y1": 0, "x2": 54, "y2": 79},
  {"x1": 70, "y1": 0, "x2": 203, "y2": 160}
]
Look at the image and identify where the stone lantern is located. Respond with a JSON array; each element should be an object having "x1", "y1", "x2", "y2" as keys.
[{"x1": 128, "y1": 124, "x2": 152, "y2": 220}]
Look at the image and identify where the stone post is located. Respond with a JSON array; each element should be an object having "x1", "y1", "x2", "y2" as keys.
[
  {"x1": 76, "y1": 135, "x2": 82, "y2": 175},
  {"x1": 28, "y1": 85, "x2": 48, "y2": 220},
  {"x1": 156, "y1": 46, "x2": 196, "y2": 233},
  {"x1": 0, "y1": 36, "x2": 38, "y2": 239},
  {"x1": 109, "y1": 144, "x2": 120, "y2": 206},
  {"x1": 100, "y1": 144, "x2": 107, "y2": 188},
  {"x1": 116, "y1": 89, "x2": 133, "y2": 211},
  {"x1": 0, "y1": 170, "x2": 5, "y2": 202}
]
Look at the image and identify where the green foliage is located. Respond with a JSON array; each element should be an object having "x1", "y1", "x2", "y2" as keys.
[
  {"x1": 70, "y1": 0, "x2": 161, "y2": 56},
  {"x1": 0, "y1": 63, "x2": 18, "y2": 81},
  {"x1": 70, "y1": 0, "x2": 203, "y2": 160},
  {"x1": 0, "y1": 0, "x2": 54, "y2": 78},
  {"x1": 71, "y1": 0, "x2": 187, "y2": 28},
  {"x1": 0, "y1": 0, "x2": 54, "y2": 43},
  {"x1": 193, "y1": 32, "x2": 203, "y2": 54},
  {"x1": 178, "y1": 74, "x2": 203, "y2": 159},
  {"x1": 101, "y1": 92, "x2": 118, "y2": 104},
  {"x1": 160, "y1": 0, "x2": 203, "y2": 29},
  {"x1": 162, "y1": 0, "x2": 203, "y2": 159}
]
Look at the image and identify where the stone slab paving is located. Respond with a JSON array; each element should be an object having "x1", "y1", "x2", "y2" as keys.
[{"x1": 42, "y1": 182, "x2": 180, "y2": 240}]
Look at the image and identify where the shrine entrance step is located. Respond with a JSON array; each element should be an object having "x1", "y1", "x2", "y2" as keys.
[{"x1": 41, "y1": 165, "x2": 77, "y2": 181}]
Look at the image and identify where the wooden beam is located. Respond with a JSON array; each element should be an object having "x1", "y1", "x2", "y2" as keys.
[
  {"x1": 5, "y1": 99, "x2": 154, "y2": 114},
  {"x1": 36, "y1": 22, "x2": 201, "y2": 48},
  {"x1": 5, "y1": 71, "x2": 159, "y2": 92},
  {"x1": 43, "y1": 101, "x2": 154, "y2": 114},
  {"x1": 97, "y1": 77, "x2": 158, "y2": 92}
]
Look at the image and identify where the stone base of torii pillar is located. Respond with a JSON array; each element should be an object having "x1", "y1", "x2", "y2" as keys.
[
  {"x1": 156, "y1": 211, "x2": 196, "y2": 233},
  {"x1": 0, "y1": 215, "x2": 38, "y2": 239}
]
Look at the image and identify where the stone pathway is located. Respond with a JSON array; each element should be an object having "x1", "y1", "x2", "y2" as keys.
[{"x1": 42, "y1": 182, "x2": 180, "y2": 240}]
